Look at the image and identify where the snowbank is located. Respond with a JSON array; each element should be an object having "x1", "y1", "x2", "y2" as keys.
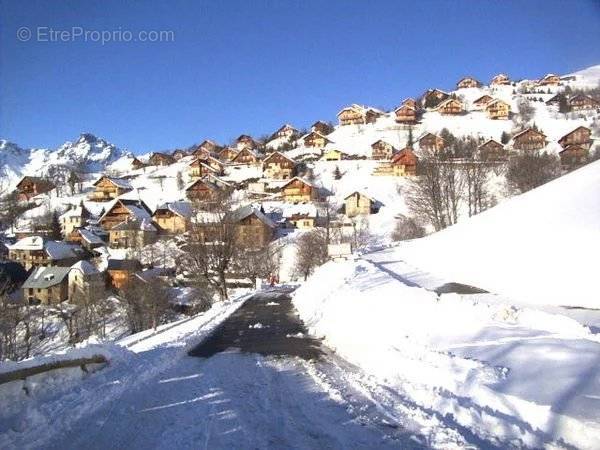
[
  {"x1": 293, "y1": 258, "x2": 600, "y2": 449},
  {"x1": 397, "y1": 160, "x2": 600, "y2": 308}
]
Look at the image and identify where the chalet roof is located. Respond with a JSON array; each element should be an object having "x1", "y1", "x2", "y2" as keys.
[
  {"x1": 107, "y1": 259, "x2": 142, "y2": 271},
  {"x1": 512, "y1": 128, "x2": 547, "y2": 140},
  {"x1": 281, "y1": 176, "x2": 316, "y2": 190},
  {"x1": 8, "y1": 235, "x2": 45, "y2": 251},
  {"x1": 112, "y1": 217, "x2": 157, "y2": 232},
  {"x1": 435, "y1": 97, "x2": 463, "y2": 109},
  {"x1": 485, "y1": 98, "x2": 509, "y2": 108},
  {"x1": 229, "y1": 205, "x2": 276, "y2": 228},
  {"x1": 188, "y1": 158, "x2": 219, "y2": 172},
  {"x1": 301, "y1": 131, "x2": 332, "y2": 143},
  {"x1": 60, "y1": 203, "x2": 91, "y2": 220},
  {"x1": 343, "y1": 191, "x2": 376, "y2": 202},
  {"x1": 478, "y1": 139, "x2": 504, "y2": 149},
  {"x1": 474, "y1": 95, "x2": 493, "y2": 103},
  {"x1": 185, "y1": 177, "x2": 220, "y2": 192},
  {"x1": 263, "y1": 151, "x2": 295, "y2": 165},
  {"x1": 154, "y1": 201, "x2": 193, "y2": 218},
  {"x1": 78, "y1": 228, "x2": 105, "y2": 245},
  {"x1": 16, "y1": 176, "x2": 54, "y2": 188},
  {"x1": 71, "y1": 260, "x2": 99, "y2": 275},
  {"x1": 93, "y1": 176, "x2": 133, "y2": 190},
  {"x1": 402, "y1": 98, "x2": 416, "y2": 105},
  {"x1": 569, "y1": 93, "x2": 596, "y2": 102},
  {"x1": 276, "y1": 124, "x2": 297, "y2": 134},
  {"x1": 418, "y1": 132, "x2": 444, "y2": 142},
  {"x1": 231, "y1": 148, "x2": 259, "y2": 161},
  {"x1": 371, "y1": 139, "x2": 393, "y2": 148},
  {"x1": 391, "y1": 147, "x2": 417, "y2": 163},
  {"x1": 394, "y1": 104, "x2": 416, "y2": 113},
  {"x1": 558, "y1": 126, "x2": 590, "y2": 141},
  {"x1": 426, "y1": 88, "x2": 450, "y2": 96},
  {"x1": 100, "y1": 198, "x2": 152, "y2": 222},
  {"x1": 559, "y1": 144, "x2": 586, "y2": 154},
  {"x1": 337, "y1": 104, "x2": 366, "y2": 116},
  {"x1": 44, "y1": 241, "x2": 82, "y2": 260},
  {"x1": 22, "y1": 266, "x2": 71, "y2": 289}
]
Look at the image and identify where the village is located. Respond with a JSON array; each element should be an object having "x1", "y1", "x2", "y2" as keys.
[{"x1": 0, "y1": 69, "x2": 599, "y2": 360}]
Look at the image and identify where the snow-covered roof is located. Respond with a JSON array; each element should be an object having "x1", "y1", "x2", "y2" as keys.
[
  {"x1": 155, "y1": 201, "x2": 193, "y2": 218},
  {"x1": 230, "y1": 205, "x2": 276, "y2": 228},
  {"x1": 8, "y1": 236, "x2": 45, "y2": 251},
  {"x1": 93, "y1": 176, "x2": 132, "y2": 190},
  {"x1": 112, "y1": 217, "x2": 157, "y2": 232},
  {"x1": 22, "y1": 266, "x2": 71, "y2": 289},
  {"x1": 78, "y1": 228, "x2": 105, "y2": 245},
  {"x1": 70, "y1": 260, "x2": 99, "y2": 274},
  {"x1": 45, "y1": 241, "x2": 81, "y2": 260},
  {"x1": 281, "y1": 176, "x2": 317, "y2": 190},
  {"x1": 100, "y1": 199, "x2": 152, "y2": 222}
]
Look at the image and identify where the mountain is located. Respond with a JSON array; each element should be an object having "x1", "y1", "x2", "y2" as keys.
[{"x1": 0, "y1": 133, "x2": 132, "y2": 189}]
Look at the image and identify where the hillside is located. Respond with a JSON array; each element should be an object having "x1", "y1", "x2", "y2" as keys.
[{"x1": 395, "y1": 159, "x2": 600, "y2": 307}]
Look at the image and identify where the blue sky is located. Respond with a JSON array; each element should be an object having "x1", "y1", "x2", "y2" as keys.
[{"x1": 1, "y1": 0, "x2": 599, "y2": 153}]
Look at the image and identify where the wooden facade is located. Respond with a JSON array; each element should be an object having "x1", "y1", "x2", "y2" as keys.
[
  {"x1": 231, "y1": 148, "x2": 259, "y2": 165},
  {"x1": 559, "y1": 145, "x2": 589, "y2": 169},
  {"x1": 311, "y1": 121, "x2": 334, "y2": 135},
  {"x1": 422, "y1": 89, "x2": 449, "y2": 108},
  {"x1": 490, "y1": 73, "x2": 510, "y2": 85},
  {"x1": 148, "y1": 152, "x2": 175, "y2": 166},
  {"x1": 485, "y1": 99, "x2": 511, "y2": 120},
  {"x1": 196, "y1": 139, "x2": 220, "y2": 154},
  {"x1": 99, "y1": 199, "x2": 152, "y2": 230},
  {"x1": 89, "y1": 176, "x2": 132, "y2": 201},
  {"x1": 473, "y1": 95, "x2": 494, "y2": 108},
  {"x1": 15, "y1": 177, "x2": 55, "y2": 202},
  {"x1": 152, "y1": 204, "x2": 191, "y2": 234},
  {"x1": 337, "y1": 105, "x2": 381, "y2": 126},
  {"x1": 390, "y1": 147, "x2": 418, "y2": 176},
  {"x1": 538, "y1": 74, "x2": 560, "y2": 86},
  {"x1": 402, "y1": 98, "x2": 418, "y2": 109},
  {"x1": 262, "y1": 152, "x2": 296, "y2": 180},
  {"x1": 234, "y1": 213, "x2": 274, "y2": 249},
  {"x1": 185, "y1": 179, "x2": 221, "y2": 202},
  {"x1": 303, "y1": 131, "x2": 331, "y2": 148},
  {"x1": 558, "y1": 126, "x2": 591, "y2": 149},
  {"x1": 394, "y1": 104, "x2": 417, "y2": 124},
  {"x1": 107, "y1": 259, "x2": 142, "y2": 291},
  {"x1": 281, "y1": 177, "x2": 317, "y2": 203},
  {"x1": 457, "y1": 77, "x2": 481, "y2": 89},
  {"x1": 478, "y1": 139, "x2": 506, "y2": 160},
  {"x1": 108, "y1": 220, "x2": 157, "y2": 249},
  {"x1": 189, "y1": 158, "x2": 218, "y2": 178},
  {"x1": 418, "y1": 133, "x2": 446, "y2": 152},
  {"x1": 371, "y1": 140, "x2": 395, "y2": 160},
  {"x1": 512, "y1": 128, "x2": 547, "y2": 151},
  {"x1": 236, "y1": 135, "x2": 259, "y2": 150},
  {"x1": 172, "y1": 149, "x2": 188, "y2": 160},
  {"x1": 569, "y1": 94, "x2": 599, "y2": 111},
  {"x1": 218, "y1": 147, "x2": 238, "y2": 162},
  {"x1": 436, "y1": 98, "x2": 464, "y2": 115},
  {"x1": 344, "y1": 192, "x2": 375, "y2": 217}
]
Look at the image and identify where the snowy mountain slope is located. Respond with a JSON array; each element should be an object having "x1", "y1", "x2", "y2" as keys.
[
  {"x1": 395, "y1": 159, "x2": 600, "y2": 308},
  {"x1": 0, "y1": 134, "x2": 132, "y2": 190}
]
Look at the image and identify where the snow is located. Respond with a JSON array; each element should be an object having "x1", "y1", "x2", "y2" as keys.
[{"x1": 398, "y1": 159, "x2": 600, "y2": 308}]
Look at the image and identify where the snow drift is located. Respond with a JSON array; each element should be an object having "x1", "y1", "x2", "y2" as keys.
[{"x1": 400, "y1": 159, "x2": 600, "y2": 308}]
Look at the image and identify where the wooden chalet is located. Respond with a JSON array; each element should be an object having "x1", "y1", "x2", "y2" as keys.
[
  {"x1": 204, "y1": 156, "x2": 225, "y2": 174},
  {"x1": 188, "y1": 158, "x2": 220, "y2": 178},
  {"x1": 196, "y1": 139, "x2": 220, "y2": 154},
  {"x1": 321, "y1": 149, "x2": 347, "y2": 161},
  {"x1": 131, "y1": 157, "x2": 146, "y2": 170},
  {"x1": 485, "y1": 99, "x2": 511, "y2": 120},
  {"x1": 568, "y1": 94, "x2": 599, "y2": 111},
  {"x1": 337, "y1": 104, "x2": 381, "y2": 126},
  {"x1": 185, "y1": 177, "x2": 227, "y2": 202},
  {"x1": 311, "y1": 121, "x2": 334, "y2": 135},
  {"x1": 559, "y1": 145, "x2": 589, "y2": 170},
  {"x1": 490, "y1": 73, "x2": 510, "y2": 86},
  {"x1": 230, "y1": 205, "x2": 275, "y2": 249},
  {"x1": 262, "y1": 151, "x2": 296, "y2": 180},
  {"x1": 89, "y1": 176, "x2": 133, "y2": 201},
  {"x1": 107, "y1": 259, "x2": 142, "y2": 291},
  {"x1": 371, "y1": 140, "x2": 395, "y2": 160},
  {"x1": 235, "y1": 134, "x2": 259, "y2": 151},
  {"x1": 148, "y1": 152, "x2": 175, "y2": 166},
  {"x1": 478, "y1": 139, "x2": 506, "y2": 160},
  {"x1": 231, "y1": 147, "x2": 259, "y2": 165},
  {"x1": 108, "y1": 218, "x2": 157, "y2": 249},
  {"x1": 545, "y1": 94, "x2": 562, "y2": 106},
  {"x1": 538, "y1": 73, "x2": 560, "y2": 86},
  {"x1": 402, "y1": 98, "x2": 418, "y2": 109},
  {"x1": 218, "y1": 147, "x2": 238, "y2": 162},
  {"x1": 273, "y1": 124, "x2": 298, "y2": 140},
  {"x1": 172, "y1": 149, "x2": 188, "y2": 160},
  {"x1": 281, "y1": 177, "x2": 318, "y2": 203},
  {"x1": 99, "y1": 199, "x2": 152, "y2": 230},
  {"x1": 394, "y1": 104, "x2": 418, "y2": 124},
  {"x1": 435, "y1": 97, "x2": 464, "y2": 115},
  {"x1": 422, "y1": 89, "x2": 450, "y2": 108},
  {"x1": 303, "y1": 131, "x2": 331, "y2": 148},
  {"x1": 558, "y1": 126, "x2": 591, "y2": 149},
  {"x1": 418, "y1": 133, "x2": 446, "y2": 152},
  {"x1": 512, "y1": 128, "x2": 547, "y2": 151},
  {"x1": 14, "y1": 177, "x2": 55, "y2": 202},
  {"x1": 473, "y1": 95, "x2": 494, "y2": 108},
  {"x1": 344, "y1": 192, "x2": 377, "y2": 217},
  {"x1": 457, "y1": 77, "x2": 481, "y2": 89},
  {"x1": 390, "y1": 147, "x2": 418, "y2": 176},
  {"x1": 152, "y1": 202, "x2": 192, "y2": 234}
]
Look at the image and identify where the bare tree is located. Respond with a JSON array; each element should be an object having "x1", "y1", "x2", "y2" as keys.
[
  {"x1": 183, "y1": 191, "x2": 238, "y2": 301},
  {"x1": 391, "y1": 215, "x2": 426, "y2": 241},
  {"x1": 507, "y1": 150, "x2": 561, "y2": 193},
  {"x1": 120, "y1": 276, "x2": 171, "y2": 332},
  {"x1": 294, "y1": 229, "x2": 328, "y2": 280}
]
